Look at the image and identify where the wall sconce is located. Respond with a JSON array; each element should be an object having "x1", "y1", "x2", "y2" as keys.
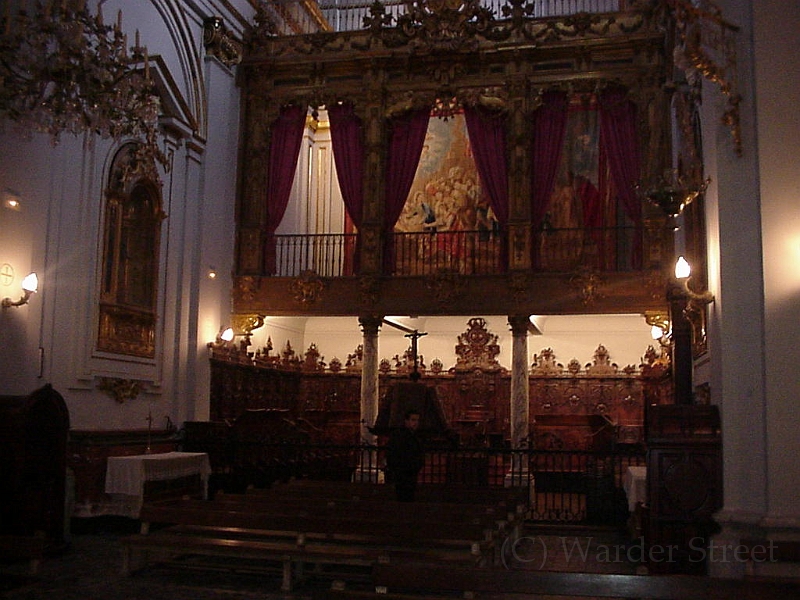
[
  {"x1": 645, "y1": 310, "x2": 672, "y2": 356},
  {"x1": 208, "y1": 315, "x2": 265, "y2": 356},
  {"x1": 1, "y1": 272, "x2": 38, "y2": 308},
  {"x1": 208, "y1": 326, "x2": 235, "y2": 348},
  {"x1": 675, "y1": 256, "x2": 715, "y2": 304},
  {"x1": 2, "y1": 188, "x2": 22, "y2": 211}
]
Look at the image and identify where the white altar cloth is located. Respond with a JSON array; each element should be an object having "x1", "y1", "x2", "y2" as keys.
[
  {"x1": 105, "y1": 451, "x2": 210, "y2": 516},
  {"x1": 622, "y1": 465, "x2": 647, "y2": 512}
]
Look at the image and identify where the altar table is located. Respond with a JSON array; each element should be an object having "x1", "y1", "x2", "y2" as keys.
[{"x1": 105, "y1": 452, "x2": 210, "y2": 517}]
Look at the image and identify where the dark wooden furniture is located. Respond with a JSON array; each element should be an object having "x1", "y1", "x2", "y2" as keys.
[
  {"x1": 533, "y1": 414, "x2": 616, "y2": 451},
  {"x1": 0, "y1": 384, "x2": 69, "y2": 557},
  {"x1": 646, "y1": 404, "x2": 723, "y2": 574},
  {"x1": 121, "y1": 480, "x2": 518, "y2": 590}
]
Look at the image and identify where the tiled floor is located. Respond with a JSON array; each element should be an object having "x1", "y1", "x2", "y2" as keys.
[{"x1": 1, "y1": 519, "x2": 640, "y2": 600}]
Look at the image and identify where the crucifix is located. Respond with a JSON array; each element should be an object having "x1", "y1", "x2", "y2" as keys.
[
  {"x1": 145, "y1": 403, "x2": 153, "y2": 454},
  {"x1": 404, "y1": 329, "x2": 427, "y2": 378}
]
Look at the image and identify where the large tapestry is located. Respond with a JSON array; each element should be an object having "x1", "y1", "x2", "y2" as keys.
[
  {"x1": 541, "y1": 97, "x2": 628, "y2": 271},
  {"x1": 394, "y1": 113, "x2": 500, "y2": 274}
]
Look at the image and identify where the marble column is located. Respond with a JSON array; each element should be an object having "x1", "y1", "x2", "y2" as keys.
[
  {"x1": 507, "y1": 315, "x2": 531, "y2": 487},
  {"x1": 355, "y1": 315, "x2": 382, "y2": 482}
]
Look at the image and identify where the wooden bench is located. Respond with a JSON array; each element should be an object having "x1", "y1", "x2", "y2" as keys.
[
  {"x1": 122, "y1": 494, "x2": 504, "y2": 590},
  {"x1": 213, "y1": 491, "x2": 523, "y2": 534},
  {"x1": 252, "y1": 480, "x2": 530, "y2": 506},
  {"x1": 310, "y1": 561, "x2": 800, "y2": 600},
  {"x1": 138, "y1": 497, "x2": 501, "y2": 544}
]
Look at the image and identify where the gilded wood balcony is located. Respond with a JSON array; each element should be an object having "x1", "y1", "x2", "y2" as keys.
[{"x1": 270, "y1": 226, "x2": 640, "y2": 277}]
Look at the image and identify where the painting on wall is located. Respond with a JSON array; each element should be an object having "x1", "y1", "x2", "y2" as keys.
[{"x1": 393, "y1": 113, "x2": 501, "y2": 275}]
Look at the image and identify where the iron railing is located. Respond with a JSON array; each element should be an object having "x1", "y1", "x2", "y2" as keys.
[
  {"x1": 273, "y1": 232, "x2": 357, "y2": 277},
  {"x1": 213, "y1": 441, "x2": 646, "y2": 525},
  {"x1": 271, "y1": 226, "x2": 638, "y2": 276},
  {"x1": 392, "y1": 229, "x2": 507, "y2": 275}
]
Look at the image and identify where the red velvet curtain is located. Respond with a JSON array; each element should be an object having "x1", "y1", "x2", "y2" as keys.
[
  {"x1": 531, "y1": 91, "x2": 569, "y2": 229},
  {"x1": 531, "y1": 91, "x2": 569, "y2": 267},
  {"x1": 265, "y1": 104, "x2": 307, "y2": 274},
  {"x1": 382, "y1": 107, "x2": 431, "y2": 273},
  {"x1": 463, "y1": 106, "x2": 509, "y2": 225},
  {"x1": 328, "y1": 103, "x2": 364, "y2": 228},
  {"x1": 464, "y1": 106, "x2": 509, "y2": 271},
  {"x1": 328, "y1": 102, "x2": 364, "y2": 274},
  {"x1": 599, "y1": 87, "x2": 643, "y2": 269}
]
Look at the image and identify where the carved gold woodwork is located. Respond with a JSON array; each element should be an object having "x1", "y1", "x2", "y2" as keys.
[
  {"x1": 290, "y1": 270, "x2": 325, "y2": 305},
  {"x1": 222, "y1": 3, "x2": 731, "y2": 331},
  {"x1": 507, "y1": 271, "x2": 530, "y2": 306},
  {"x1": 425, "y1": 270, "x2": 465, "y2": 306},
  {"x1": 208, "y1": 338, "x2": 660, "y2": 447},
  {"x1": 669, "y1": 0, "x2": 742, "y2": 155},
  {"x1": 203, "y1": 17, "x2": 243, "y2": 67},
  {"x1": 96, "y1": 377, "x2": 144, "y2": 404},
  {"x1": 569, "y1": 266, "x2": 605, "y2": 306},
  {"x1": 97, "y1": 305, "x2": 157, "y2": 358},
  {"x1": 358, "y1": 275, "x2": 381, "y2": 307},
  {"x1": 454, "y1": 317, "x2": 503, "y2": 373}
]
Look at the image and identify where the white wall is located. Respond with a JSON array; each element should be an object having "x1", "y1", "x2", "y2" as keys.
[
  {"x1": 0, "y1": 1, "x2": 253, "y2": 432},
  {"x1": 750, "y1": 0, "x2": 800, "y2": 526},
  {"x1": 706, "y1": 0, "x2": 800, "y2": 574},
  {"x1": 248, "y1": 314, "x2": 658, "y2": 372}
]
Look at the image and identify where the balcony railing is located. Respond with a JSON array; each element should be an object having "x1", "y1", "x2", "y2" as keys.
[
  {"x1": 392, "y1": 229, "x2": 507, "y2": 275},
  {"x1": 274, "y1": 233, "x2": 358, "y2": 277},
  {"x1": 268, "y1": 0, "x2": 632, "y2": 35},
  {"x1": 271, "y1": 226, "x2": 639, "y2": 276}
]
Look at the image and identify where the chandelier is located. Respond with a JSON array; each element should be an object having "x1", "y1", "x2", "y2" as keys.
[
  {"x1": 638, "y1": 168, "x2": 710, "y2": 224},
  {"x1": 0, "y1": 1, "x2": 165, "y2": 166}
]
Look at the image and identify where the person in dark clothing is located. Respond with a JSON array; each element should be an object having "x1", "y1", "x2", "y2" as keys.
[{"x1": 386, "y1": 409, "x2": 424, "y2": 502}]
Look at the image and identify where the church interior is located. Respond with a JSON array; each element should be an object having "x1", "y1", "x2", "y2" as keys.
[{"x1": 1, "y1": 0, "x2": 799, "y2": 597}]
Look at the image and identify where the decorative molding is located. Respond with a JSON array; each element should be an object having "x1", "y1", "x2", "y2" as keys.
[
  {"x1": 454, "y1": 317, "x2": 503, "y2": 372},
  {"x1": 203, "y1": 17, "x2": 243, "y2": 67},
  {"x1": 507, "y1": 271, "x2": 530, "y2": 305},
  {"x1": 425, "y1": 270, "x2": 464, "y2": 305},
  {"x1": 569, "y1": 266, "x2": 605, "y2": 306},
  {"x1": 358, "y1": 275, "x2": 381, "y2": 307},
  {"x1": 235, "y1": 276, "x2": 258, "y2": 302},
  {"x1": 669, "y1": 0, "x2": 742, "y2": 155},
  {"x1": 531, "y1": 345, "x2": 639, "y2": 378},
  {"x1": 97, "y1": 377, "x2": 144, "y2": 403},
  {"x1": 290, "y1": 270, "x2": 325, "y2": 305}
]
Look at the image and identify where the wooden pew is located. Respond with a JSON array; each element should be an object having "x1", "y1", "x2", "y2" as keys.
[
  {"x1": 137, "y1": 497, "x2": 500, "y2": 543},
  {"x1": 214, "y1": 491, "x2": 521, "y2": 532},
  {"x1": 243, "y1": 480, "x2": 531, "y2": 527},
  {"x1": 122, "y1": 494, "x2": 503, "y2": 590},
  {"x1": 255, "y1": 479, "x2": 529, "y2": 503},
  {"x1": 312, "y1": 561, "x2": 800, "y2": 600}
]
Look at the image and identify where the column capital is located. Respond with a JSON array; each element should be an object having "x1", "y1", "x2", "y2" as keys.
[
  {"x1": 358, "y1": 315, "x2": 383, "y2": 336},
  {"x1": 508, "y1": 315, "x2": 530, "y2": 336}
]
